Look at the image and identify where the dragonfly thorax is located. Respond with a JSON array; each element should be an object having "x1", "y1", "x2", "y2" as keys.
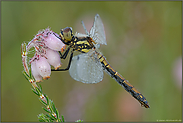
[{"x1": 71, "y1": 36, "x2": 95, "y2": 53}]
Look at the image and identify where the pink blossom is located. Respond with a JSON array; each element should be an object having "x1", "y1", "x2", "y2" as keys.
[
  {"x1": 46, "y1": 48, "x2": 62, "y2": 70},
  {"x1": 44, "y1": 32, "x2": 66, "y2": 52},
  {"x1": 31, "y1": 60, "x2": 42, "y2": 82},
  {"x1": 36, "y1": 56, "x2": 51, "y2": 80}
]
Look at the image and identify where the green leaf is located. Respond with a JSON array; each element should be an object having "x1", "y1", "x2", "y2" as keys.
[
  {"x1": 38, "y1": 83, "x2": 42, "y2": 93},
  {"x1": 31, "y1": 88, "x2": 39, "y2": 96},
  {"x1": 45, "y1": 95, "x2": 50, "y2": 105},
  {"x1": 57, "y1": 118, "x2": 62, "y2": 122},
  {"x1": 38, "y1": 113, "x2": 50, "y2": 122},
  {"x1": 36, "y1": 87, "x2": 41, "y2": 94},
  {"x1": 39, "y1": 98, "x2": 47, "y2": 106},
  {"x1": 61, "y1": 115, "x2": 65, "y2": 122},
  {"x1": 42, "y1": 107, "x2": 51, "y2": 113},
  {"x1": 29, "y1": 68, "x2": 32, "y2": 78},
  {"x1": 49, "y1": 100, "x2": 55, "y2": 113},
  {"x1": 35, "y1": 87, "x2": 42, "y2": 96},
  {"x1": 50, "y1": 113, "x2": 57, "y2": 121},
  {"x1": 46, "y1": 114, "x2": 55, "y2": 121},
  {"x1": 51, "y1": 100, "x2": 57, "y2": 113},
  {"x1": 55, "y1": 109, "x2": 60, "y2": 121},
  {"x1": 22, "y1": 71, "x2": 30, "y2": 81}
]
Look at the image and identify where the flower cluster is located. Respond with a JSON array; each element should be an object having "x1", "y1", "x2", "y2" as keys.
[{"x1": 21, "y1": 27, "x2": 66, "y2": 82}]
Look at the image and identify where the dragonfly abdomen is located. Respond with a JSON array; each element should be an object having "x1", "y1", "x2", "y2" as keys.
[{"x1": 96, "y1": 51, "x2": 150, "y2": 108}]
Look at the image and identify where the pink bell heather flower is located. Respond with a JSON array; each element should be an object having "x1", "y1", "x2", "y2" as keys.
[
  {"x1": 26, "y1": 27, "x2": 66, "y2": 52},
  {"x1": 36, "y1": 56, "x2": 51, "y2": 80},
  {"x1": 46, "y1": 48, "x2": 62, "y2": 70},
  {"x1": 44, "y1": 31, "x2": 66, "y2": 52},
  {"x1": 22, "y1": 27, "x2": 66, "y2": 82},
  {"x1": 31, "y1": 60, "x2": 42, "y2": 82}
]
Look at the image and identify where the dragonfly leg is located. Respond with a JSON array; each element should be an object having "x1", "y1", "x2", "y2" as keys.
[
  {"x1": 51, "y1": 49, "x2": 74, "y2": 71},
  {"x1": 53, "y1": 31, "x2": 71, "y2": 59},
  {"x1": 59, "y1": 46, "x2": 71, "y2": 59}
]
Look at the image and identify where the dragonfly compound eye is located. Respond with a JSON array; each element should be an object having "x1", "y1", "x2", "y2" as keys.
[{"x1": 62, "y1": 27, "x2": 73, "y2": 41}]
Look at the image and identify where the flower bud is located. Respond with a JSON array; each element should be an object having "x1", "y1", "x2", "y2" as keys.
[
  {"x1": 31, "y1": 60, "x2": 42, "y2": 82},
  {"x1": 46, "y1": 48, "x2": 62, "y2": 70},
  {"x1": 36, "y1": 56, "x2": 51, "y2": 80},
  {"x1": 44, "y1": 32, "x2": 66, "y2": 51}
]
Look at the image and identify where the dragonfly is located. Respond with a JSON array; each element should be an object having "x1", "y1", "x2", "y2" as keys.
[{"x1": 52, "y1": 14, "x2": 150, "y2": 108}]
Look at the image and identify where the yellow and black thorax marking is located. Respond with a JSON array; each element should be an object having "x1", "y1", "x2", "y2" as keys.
[{"x1": 70, "y1": 36, "x2": 95, "y2": 53}]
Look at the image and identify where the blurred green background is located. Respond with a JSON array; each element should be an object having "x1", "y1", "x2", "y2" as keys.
[{"x1": 1, "y1": 1, "x2": 182, "y2": 122}]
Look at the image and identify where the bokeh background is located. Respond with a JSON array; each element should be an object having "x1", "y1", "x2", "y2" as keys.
[{"x1": 1, "y1": 1, "x2": 182, "y2": 122}]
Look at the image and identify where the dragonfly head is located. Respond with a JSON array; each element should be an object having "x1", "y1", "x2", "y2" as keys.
[{"x1": 60, "y1": 27, "x2": 73, "y2": 43}]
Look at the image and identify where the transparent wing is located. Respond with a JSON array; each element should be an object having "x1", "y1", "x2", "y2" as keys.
[
  {"x1": 69, "y1": 55, "x2": 83, "y2": 82},
  {"x1": 89, "y1": 14, "x2": 107, "y2": 46},
  {"x1": 69, "y1": 53, "x2": 103, "y2": 83}
]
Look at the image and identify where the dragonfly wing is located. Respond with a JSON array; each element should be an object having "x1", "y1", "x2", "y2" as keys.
[
  {"x1": 69, "y1": 55, "x2": 83, "y2": 82},
  {"x1": 69, "y1": 53, "x2": 103, "y2": 83},
  {"x1": 77, "y1": 53, "x2": 104, "y2": 83},
  {"x1": 89, "y1": 14, "x2": 107, "y2": 46}
]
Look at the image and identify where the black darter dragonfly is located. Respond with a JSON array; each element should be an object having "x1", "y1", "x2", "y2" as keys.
[{"x1": 52, "y1": 14, "x2": 150, "y2": 108}]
